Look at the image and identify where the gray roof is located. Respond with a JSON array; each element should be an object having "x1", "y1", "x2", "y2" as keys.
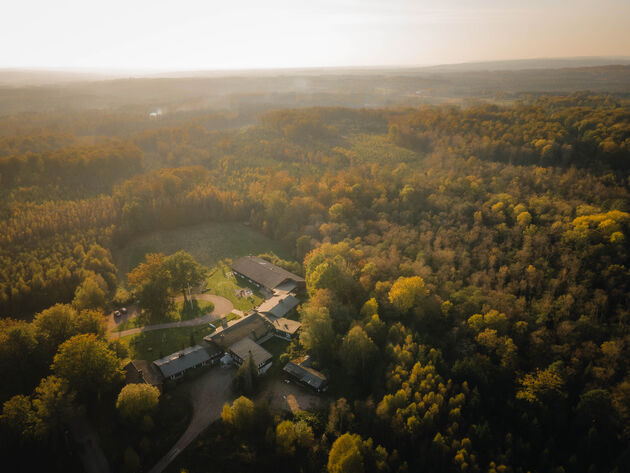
[
  {"x1": 153, "y1": 345, "x2": 210, "y2": 378},
  {"x1": 270, "y1": 317, "x2": 302, "y2": 335},
  {"x1": 283, "y1": 361, "x2": 328, "y2": 390},
  {"x1": 257, "y1": 294, "x2": 300, "y2": 318},
  {"x1": 232, "y1": 256, "x2": 304, "y2": 290},
  {"x1": 204, "y1": 313, "x2": 269, "y2": 348},
  {"x1": 228, "y1": 337, "x2": 272, "y2": 368}
]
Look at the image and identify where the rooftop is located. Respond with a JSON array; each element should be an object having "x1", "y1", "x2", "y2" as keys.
[
  {"x1": 270, "y1": 316, "x2": 302, "y2": 335},
  {"x1": 257, "y1": 293, "x2": 300, "y2": 318},
  {"x1": 228, "y1": 337, "x2": 272, "y2": 367},
  {"x1": 232, "y1": 256, "x2": 304, "y2": 290},
  {"x1": 283, "y1": 361, "x2": 328, "y2": 390},
  {"x1": 153, "y1": 345, "x2": 210, "y2": 378},
  {"x1": 204, "y1": 312, "x2": 269, "y2": 348}
]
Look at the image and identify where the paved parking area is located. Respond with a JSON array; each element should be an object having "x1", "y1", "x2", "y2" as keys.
[{"x1": 258, "y1": 378, "x2": 328, "y2": 413}]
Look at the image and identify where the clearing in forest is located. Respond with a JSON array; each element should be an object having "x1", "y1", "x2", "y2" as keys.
[{"x1": 113, "y1": 221, "x2": 291, "y2": 281}]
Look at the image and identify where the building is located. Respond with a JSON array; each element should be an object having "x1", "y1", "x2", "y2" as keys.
[
  {"x1": 256, "y1": 292, "x2": 302, "y2": 340},
  {"x1": 232, "y1": 256, "x2": 305, "y2": 293},
  {"x1": 152, "y1": 345, "x2": 211, "y2": 381},
  {"x1": 228, "y1": 337, "x2": 273, "y2": 374},
  {"x1": 257, "y1": 293, "x2": 300, "y2": 318},
  {"x1": 283, "y1": 358, "x2": 328, "y2": 392},
  {"x1": 267, "y1": 316, "x2": 302, "y2": 340},
  {"x1": 204, "y1": 312, "x2": 270, "y2": 347},
  {"x1": 123, "y1": 360, "x2": 163, "y2": 391}
]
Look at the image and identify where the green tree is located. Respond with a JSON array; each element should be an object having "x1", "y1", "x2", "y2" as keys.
[
  {"x1": 388, "y1": 276, "x2": 426, "y2": 312},
  {"x1": 222, "y1": 396, "x2": 255, "y2": 432},
  {"x1": 72, "y1": 274, "x2": 107, "y2": 310},
  {"x1": 0, "y1": 394, "x2": 35, "y2": 439},
  {"x1": 341, "y1": 326, "x2": 377, "y2": 383},
  {"x1": 127, "y1": 253, "x2": 173, "y2": 323},
  {"x1": 31, "y1": 376, "x2": 75, "y2": 439},
  {"x1": 116, "y1": 384, "x2": 160, "y2": 422},
  {"x1": 300, "y1": 306, "x2": 336, "y2": 364},
  {"x1": 33, "y1": 304, "x2": 78, "y2": 354},
  {"x1": 276, "y1": 419, "x2": 315, "y2": 455},
  {"x1": 51, "y1": 333, "x2": 123, "y2": 399},
  {"x1": 328, "y1": 433, "x2": 365, "y2": 473},
  {"x1": 165, "y1": 251, "x2": 208, "y2": 303}
]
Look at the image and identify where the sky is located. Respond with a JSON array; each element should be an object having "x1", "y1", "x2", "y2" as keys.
[{"x1": 2, "y1": 0, "x2": 630, "y2": 71}]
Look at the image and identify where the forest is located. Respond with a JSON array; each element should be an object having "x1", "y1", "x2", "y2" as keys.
[{"x1": 0, "y1": 69, "x2": 629, "y2": 473}]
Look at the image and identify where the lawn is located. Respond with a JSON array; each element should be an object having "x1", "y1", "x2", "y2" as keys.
[
  {"x1": 114, "y1": 297, "x2": 215, "y2": 331},
  {"x1": 118, "y1": 325, "x2": 215, "y2": 362},
  {"x1": 113, "y1": 221, "x2": 291, "y2": 282},
  {"x1": 175, "y1": 298, "x2": 215, "y2": 321},
  {"x1": 118, "y1": 311, "x2": 242, "y2": 362},
  {"x1": 205, "y1": 262, "x2": 264, "y2": 311}
]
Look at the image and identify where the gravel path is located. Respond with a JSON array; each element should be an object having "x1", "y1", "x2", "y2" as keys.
[
  {"x1": 148, "y1": 366, "x2": 236, "y2": 473},
  {"x1": 107, "y1": 294, "x2": 234, "y2": 339}
]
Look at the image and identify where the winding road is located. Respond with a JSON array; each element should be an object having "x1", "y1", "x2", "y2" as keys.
[
  {"x1": 148, "y1": 366, "x2": 237, "y2": 473},
  {"x1": 107, "y1": 294, "x2": 234, "y2": 339}
]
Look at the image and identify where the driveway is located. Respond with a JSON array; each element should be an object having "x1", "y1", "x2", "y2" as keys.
[
  {"x1": 148, "y1": 365, "x2": 236, "y2": 473},
  {"x1": 257, "y1": 378, "x2": 328, "y2": 413},
  {"x1": 107, "y1": 295, "x2": 234, "y2": 339}
]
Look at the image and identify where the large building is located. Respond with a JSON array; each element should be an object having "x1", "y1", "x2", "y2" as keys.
[
  {"x1": 204, "y1": 312, "x2": 270, "y2": 347},
  {"x1": 152, "y1": 345, "x2": 212, "y2": 381},
  {"x1": 232, "y1": 256, "x2": 305, "y2": 293}
]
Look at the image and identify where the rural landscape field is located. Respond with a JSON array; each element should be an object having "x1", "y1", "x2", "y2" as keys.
[{"x1": 2, "y1": 2, "x2": 630, "y2": 473}]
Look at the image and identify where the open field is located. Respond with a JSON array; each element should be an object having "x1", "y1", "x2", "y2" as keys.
[{"x1": 114, "y1": 221, "x2": 291, "y2": 281}]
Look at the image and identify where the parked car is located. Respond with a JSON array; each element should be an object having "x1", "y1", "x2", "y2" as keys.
[{"x1": 120, "y1": 307, "x2": 127, "y2": 314}]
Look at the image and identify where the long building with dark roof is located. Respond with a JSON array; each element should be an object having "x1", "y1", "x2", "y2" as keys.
[
  {"x1": 232, "y1": 256, "x2": 305, "y2": 293},
  {"x1": 283, "y1": 359, "x2": 328, "y2": 392},
  {"x1": 152, "y1": 345, "x2": 211, "y2": 380}
]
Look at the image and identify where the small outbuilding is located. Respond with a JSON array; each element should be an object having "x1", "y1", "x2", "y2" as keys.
[
  {"x1": 283, "y1": 359, "x2": 328, "y2": 392},
  {"x1": 228, "y1": 337, "x2": 273, "y2": 374}
]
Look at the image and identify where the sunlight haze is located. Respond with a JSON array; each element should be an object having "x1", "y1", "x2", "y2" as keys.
[{"x1": 3, "y1": 0, "x2": 630, "y2": 71}]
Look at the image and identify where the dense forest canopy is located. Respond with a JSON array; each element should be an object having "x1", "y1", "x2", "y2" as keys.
[{"x1": 0, "y1": 69, "x2": 629, "y2": 472}]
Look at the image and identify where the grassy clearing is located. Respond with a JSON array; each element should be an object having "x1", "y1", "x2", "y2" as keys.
[
  {"x1": 206, "y1": 262, "x2": 264, "y2": 311},
  {"x1": 114, "y1": 221, "x2": 291, "y2": 282},
  {"x1": 114, "y1": 297, "x2": 215, "y2": 331},
  {"x1": 119, "y1": 312, "x2": 242, "y2": 362},
  {"x1": 118, "y1": 325, "x2": 215, "y2": 362},
  {"x1": 175, "y1": 298, "x2": 215, "y2": 320}
]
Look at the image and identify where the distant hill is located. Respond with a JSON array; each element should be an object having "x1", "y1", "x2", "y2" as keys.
[
  {"x1": 0, "y1": 69, "x2": 117, "y2": 86},
  {"x1": 417, "y1": 56, "x2": 630, "y2": 73},
  {"x1": 1, "y1": 60, "x2": 629, "y2": 115}
]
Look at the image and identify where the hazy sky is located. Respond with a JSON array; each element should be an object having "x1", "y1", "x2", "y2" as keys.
[{"x1": 2, "y1": 0, "x2": 629, "y2": 71}]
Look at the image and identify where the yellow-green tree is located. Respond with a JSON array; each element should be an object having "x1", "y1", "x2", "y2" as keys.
[{"x1": 388, "y1": 276, "x2": 426, "y2": 312}]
